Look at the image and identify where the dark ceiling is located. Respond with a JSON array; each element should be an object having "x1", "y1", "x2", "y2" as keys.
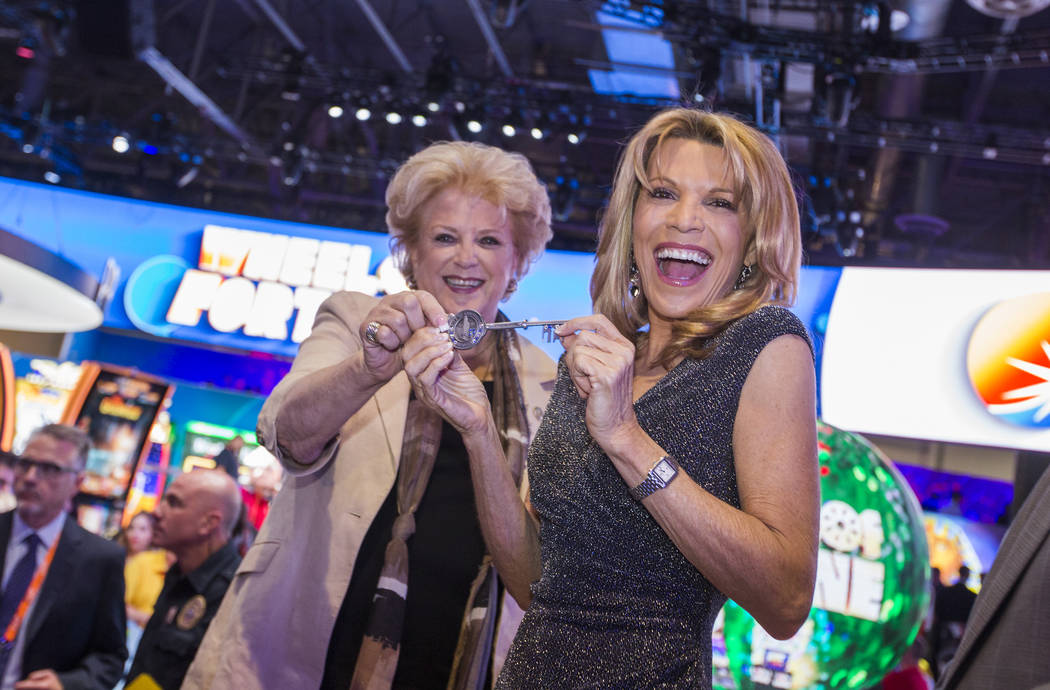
[{"x1": 1, "y1": 0, "x2": 1049, "y2": 267}]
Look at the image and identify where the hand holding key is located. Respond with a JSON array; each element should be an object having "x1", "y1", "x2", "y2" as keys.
[{"x1": 444, "y1": 309, "x2": 566, "y2": 349}]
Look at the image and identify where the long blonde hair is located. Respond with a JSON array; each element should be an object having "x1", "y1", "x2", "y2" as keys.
[{"x1": 591, "y1": 108, "x2": 801, "y2": 365}]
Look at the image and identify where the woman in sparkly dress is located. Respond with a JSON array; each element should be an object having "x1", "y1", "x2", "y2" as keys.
[{"x1": 403, "y1": 108, "x2": 820, "y2": 687}]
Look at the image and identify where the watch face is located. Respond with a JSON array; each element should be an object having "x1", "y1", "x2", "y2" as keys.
[{"x1": 654, "y1": 459, "x2": 677, "y2": 483}]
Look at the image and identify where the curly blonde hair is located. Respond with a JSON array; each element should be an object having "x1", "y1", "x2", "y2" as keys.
[
  {"x1": 591, "y1": 108, "x2": 802, "y2": 365},
  {"x1": 385, "y1": 141, "x2": 553, "y2": 287}
]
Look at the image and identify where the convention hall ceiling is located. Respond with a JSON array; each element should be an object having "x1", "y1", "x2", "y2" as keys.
[{"x1": 1, "y1": 0, "x2": 1049, "y2": 267}]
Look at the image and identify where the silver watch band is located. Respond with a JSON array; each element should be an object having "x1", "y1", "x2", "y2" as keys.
[{"x1": 629, "y1": 456, "x2": 680, "y2": 501}]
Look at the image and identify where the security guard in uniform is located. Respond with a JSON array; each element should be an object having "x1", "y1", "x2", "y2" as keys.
[{"x1": 127, "y1": 470, "x2": 241, "y2": 690}]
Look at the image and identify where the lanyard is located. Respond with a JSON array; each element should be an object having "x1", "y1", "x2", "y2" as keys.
[{"x1": 1, "y1": 536, "x2": 60, "y2": 646}]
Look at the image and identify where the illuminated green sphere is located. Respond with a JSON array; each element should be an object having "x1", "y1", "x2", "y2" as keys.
[{"x1": 713, "y1": 422, "x2": 930, "y2": 689}]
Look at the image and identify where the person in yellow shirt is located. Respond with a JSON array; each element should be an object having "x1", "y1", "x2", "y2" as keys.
[{"x1": 120, "y1": 512, "x2": 173, "y2": 626}]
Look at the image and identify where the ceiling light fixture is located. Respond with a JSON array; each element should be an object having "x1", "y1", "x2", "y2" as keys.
[{"x1": 0, "y1": 227, "x2": 103, "y2": 332}]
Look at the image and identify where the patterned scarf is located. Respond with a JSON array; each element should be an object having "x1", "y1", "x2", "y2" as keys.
[{"x1": 350, "y1": 322, "x2": 530, "y2": 690}]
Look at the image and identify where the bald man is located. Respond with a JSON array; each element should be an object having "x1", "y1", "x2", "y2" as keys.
[{"x1": 127, "y1": 470, "x2": 242, "y2": 690}]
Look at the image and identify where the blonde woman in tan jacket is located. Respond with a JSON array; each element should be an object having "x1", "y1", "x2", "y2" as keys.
[{"x1": 184, "y1": 141, "x2": 556, "y2": 690}]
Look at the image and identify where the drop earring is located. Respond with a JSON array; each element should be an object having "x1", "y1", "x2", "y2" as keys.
[
  {"x1": 628, "y1": 262, "x2": 641, "y2": 299},
  {"x1": 734, "y1": 264, "x2": 753, "y2": 290}
]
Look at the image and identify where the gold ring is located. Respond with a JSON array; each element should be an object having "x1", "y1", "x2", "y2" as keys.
[{"x1": 364, "y1": 321, "x2": 382, "y2": 345}]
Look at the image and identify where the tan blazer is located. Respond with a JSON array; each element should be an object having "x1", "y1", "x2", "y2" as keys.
[
  {"x1": 936, "y1": 464, "x2": 1050, "y2": 690},
  {"x1": 183, "y1": 291, "x2": 557, "y2": 690}
]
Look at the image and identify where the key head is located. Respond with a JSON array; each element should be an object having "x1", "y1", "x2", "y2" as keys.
[{"x1": 447, "y1": 309, "x2": 486, "y2": 349}]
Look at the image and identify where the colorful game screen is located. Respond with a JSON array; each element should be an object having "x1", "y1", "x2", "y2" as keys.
[
  {"x1": 0, "y1": 344, "x2": 13, "y2": 451},
  {"x1": 122, "y1": 410, "x2": 173, "y2": 525},
  {"x1": 924, "y1": 512, "x2": 1006, "y2": 590},
  {"x1": 181, "y1": 420, "x2": 257, "y2": 481},
  {"x1": 70, "y1": 366, "x2": 172, "y2": 498},
  {"x1": 10, "y1": 358, "x2": 83, "y2": 453}
]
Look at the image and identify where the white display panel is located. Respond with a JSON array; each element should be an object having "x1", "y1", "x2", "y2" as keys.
[{"x1": 820, "y1": 267, "x2": 1050, "y2": 452}]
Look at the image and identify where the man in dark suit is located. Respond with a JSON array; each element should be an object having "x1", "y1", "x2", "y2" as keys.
[
  {"x1": 0, "y1": 424, "x2": 126, "y2": 690},
  {"x1": 937, "y1": 464, "x2": 1050, "y2": 690}
]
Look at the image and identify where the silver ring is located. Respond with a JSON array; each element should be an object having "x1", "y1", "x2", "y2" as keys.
[{"x1": 364, "y1": 321, "x2": 382, "y2": 346}]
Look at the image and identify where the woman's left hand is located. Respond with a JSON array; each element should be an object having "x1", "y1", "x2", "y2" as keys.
[
  {"x1": 402, "y1": 326, "x2": 492, "y2": 436},
  {"x1": 556, "y1": 315, "x2": 639, "y2": 447}
]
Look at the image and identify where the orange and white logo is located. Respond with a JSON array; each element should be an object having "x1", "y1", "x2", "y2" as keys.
[{"x1": 967, "y1": 292, "x2": 1050, "y2": 428}]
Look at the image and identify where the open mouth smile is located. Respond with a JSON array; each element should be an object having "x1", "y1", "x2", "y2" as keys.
[{"x1": 654, "y1": 245, "x2": 711, "y2": 286}]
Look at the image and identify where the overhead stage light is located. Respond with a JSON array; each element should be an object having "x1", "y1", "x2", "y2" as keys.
[
  {"x1": 328, "y1": 105, "x2": 344, "y2": 118},
  {"x1": 355, "y1": 107, "x2": 372, "y2": 121},
  {"x1": 112, "y1": 135, "x2": 130, "y2": 153}
]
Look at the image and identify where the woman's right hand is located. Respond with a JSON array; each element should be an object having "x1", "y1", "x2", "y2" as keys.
[
  {"x1": 358, "y1": 290, "x2": 448, "y2": 384},
  {"x1": 402, "y1": 326, "x2": 492, "y2": 436}
]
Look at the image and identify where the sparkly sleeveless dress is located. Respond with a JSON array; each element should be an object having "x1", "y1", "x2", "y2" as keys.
[{"x1": 496, "y1": 306, "x2": 812, "y2": 689}]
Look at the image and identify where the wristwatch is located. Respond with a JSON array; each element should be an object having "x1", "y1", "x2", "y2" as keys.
[{"x1": 629, "y1": 455, "x2": 680, "y2": 501}]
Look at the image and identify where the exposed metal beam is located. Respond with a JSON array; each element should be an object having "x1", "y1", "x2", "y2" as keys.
[
  {"x1": 231, "y1": 0, "x2": 262, "y2": 23},
  {"x1": 160, "y1": 0, "x2": 198, "y2": 25},
  {"x1": 573, "y1": 58, "x2": 695, "y2": 79},
  {"x1": 251, "y1": 0, "x2": 307, "y2": 54},
  {"x1": 189, "y1": 0, "x2": 218, "y2": 82},
  {"x1": 464, "y1": 0, "x2": 514, "y2": 78},
  {"x1": 354, "y1": 0, "x2": 414, "y2": 73},
  {"x1": 138, "y1": 46, "x2": 256, "y2": 150}
]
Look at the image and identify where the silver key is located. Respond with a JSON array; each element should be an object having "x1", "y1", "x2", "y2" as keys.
[{"x1": 445, "y1": 309, "x2": 566, "y2": 350}]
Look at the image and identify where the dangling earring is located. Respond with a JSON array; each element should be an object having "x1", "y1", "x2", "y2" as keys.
[
  {"x1": 404, "y1": 273, "x2": 417, "y2": 290},
  {"x1": 504, "y1": 278, "x2": 518, "y2": 298},
  {"x1": 628, "y1": 262, "x2": 641, "y2": 299},
  {"x1": 734, "y1": 264, "x2": 753, "y2": 290}
]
